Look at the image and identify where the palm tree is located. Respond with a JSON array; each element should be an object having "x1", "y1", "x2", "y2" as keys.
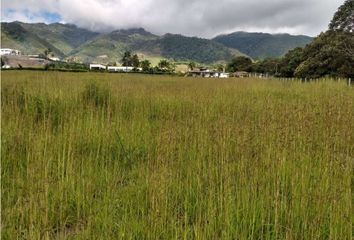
[{"x1": 188, "y1": 62, "x2": 196, "y2": 70}]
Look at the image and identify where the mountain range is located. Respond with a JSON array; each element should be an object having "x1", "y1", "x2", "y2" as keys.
[
  {"x1": 213, "y1": 32, "x2": 313, "y2": 59},
  {"x1": 1, "y1": 21, "x2": 313, "y2": 64}
]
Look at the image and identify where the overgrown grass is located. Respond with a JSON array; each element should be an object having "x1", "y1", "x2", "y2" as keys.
[{"x1": 1, "y1": 71, "x2": 353, "y2": 239}]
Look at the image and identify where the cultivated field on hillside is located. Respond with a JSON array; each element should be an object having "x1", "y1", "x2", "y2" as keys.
[{"x1": 1, "y1": 71, "x2": 353, "y2": 239}]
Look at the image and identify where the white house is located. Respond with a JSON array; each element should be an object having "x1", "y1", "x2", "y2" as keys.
[
  {"x1": 219, "y1": 72, "x2": 230, "y2": 78},
  {"x1": 188, "y1": 68, "x2": 230, "y2": 78},
  {"x1": 89, "y1": 64, "x2": 107, "y2": 70},
  {"x1": 107, "y1": 66, "x2": 142, "y2": 72},
  {"x1": 1, "y1": 65, "x2": 11, "y2": 69},
  {"x1": 1, "y1": 48, "x2": 21, "y2": 56},
  {"x1": 49, "y1": 56, "x2": 60, "y2": 62},
  {"x1": 233, "y1": 71, "x2": 250, "y2": 78}
]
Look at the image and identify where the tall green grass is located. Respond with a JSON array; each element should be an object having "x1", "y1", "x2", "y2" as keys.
[{"x1": 1, "y1": 71, "x2": 353, "y2": 239}]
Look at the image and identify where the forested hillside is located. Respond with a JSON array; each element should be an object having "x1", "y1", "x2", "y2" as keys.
[{"x1": 213, "y1": 32, "x2": 312, "y2": 59}]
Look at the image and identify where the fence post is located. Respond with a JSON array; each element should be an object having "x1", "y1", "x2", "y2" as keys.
[{"x1": 348, "y1": 78, "x2": 352, "y2": 87}]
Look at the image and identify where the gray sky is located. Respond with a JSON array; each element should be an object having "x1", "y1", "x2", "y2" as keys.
[{"x1": 1, "y1": 0, "x2": 344, "y2": 37}]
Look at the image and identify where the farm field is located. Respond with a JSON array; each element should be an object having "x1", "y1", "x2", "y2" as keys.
[{"x1": 1, "y1": 71, "x2": 353, "y2": 239}]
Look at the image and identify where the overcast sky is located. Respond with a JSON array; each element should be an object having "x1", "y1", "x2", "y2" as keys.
[{"x1": 1, "y1": 0, "x2": 344, "y2": 37}]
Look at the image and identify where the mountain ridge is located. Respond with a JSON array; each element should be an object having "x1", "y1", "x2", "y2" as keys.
[
  {"x1": 213, "y1": 31, "x2": 313, "y2": 59},
  {"x1": 1, "y1": 21, "x2": 313, "y2": 63}
]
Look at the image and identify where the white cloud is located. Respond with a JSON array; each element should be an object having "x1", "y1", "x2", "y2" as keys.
[
  {"x1": 1, "y1": 0, "x2": 344, "y2": 37},
  {"x1": 2, "y1": 11, "x2": 46, "y2": 23}
]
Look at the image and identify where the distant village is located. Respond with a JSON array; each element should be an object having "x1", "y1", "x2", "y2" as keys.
[
  {"x1": 1, "y1": 47, "x2": 261, "y2": 79},
  {"x1": 1, "y1": 48, "x2": 58, "y2": 69}
]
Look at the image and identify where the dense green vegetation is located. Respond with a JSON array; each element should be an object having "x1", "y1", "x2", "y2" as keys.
[
  {"x1": 69, "y1": 28, "x2": 159, "y2": 64},
  {"x1": 140, "y1": 34, "x2": 244, "y2": 64},
  {"x1": 226, "y1": 56, "x2": 253, "y2": 72},
  {"x1": 67, "y1": 32, "x2": 245, "y2": 64},
  {"x1": 329, "y1": 0, "x2": 354, "y2": 32},
  {"x1": 226, "y1": 1, "x2": 354, "y2": 79},
  {"x1": 292, "y1": 0, "x2": 353, "y2": 79},
  {"x1": 2, "y1": 71, "x2": 353, "y2": 239},
  {"x1": 45, "y1": 61, "x2": 89, "y2": 72},
  {"x1": 293, "y1": 30, "x2": 353, "y2": 78},
  {"x1": 1, "y1": 23, "x2": 245, "y2": 64},
  {"x1": 213, "y1": 32, "x2": 312, "y2": 59},
  {"x1": 278, "y1": 0, "x2": 353, "y2": 79},
  {"x1": 226, "y1": 31, "x2": 353, "y2": 78},
  {"x1": 118, "y1": 51, "x2": 176, "y2": 73}
]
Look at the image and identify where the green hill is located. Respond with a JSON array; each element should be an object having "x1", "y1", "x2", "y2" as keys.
[
  {"x1": 213, "y1": 32, "x2": 313, "y2": 59},
  {"x1": 69, "y1": 28, "x2": 160, "y2": 63},
  {"x1": 1, "y1": 22, "x2": 245, "y2": 64},
  {"x1": 4, "y1": 21, "x2": 313, "y2": 64},
  {"x1": 16, "y1": 22, "x2": 100, "y2": 55},
  {"x1": 1, "y1": 22, "x2": 99, "y2": 57},
  {"x1": 138, "y1": 34, "x2": 245, "y2": 63},
  {"x1": 70, "y1": 31, "x2": 245, "y2": 64},
  {"x1": 1, "y1": 22, "x2": 66, "y2": 57}
]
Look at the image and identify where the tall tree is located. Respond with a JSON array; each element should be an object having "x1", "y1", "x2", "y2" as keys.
[
  {"x1": 121, "y1": 51, "x2": 132, "y2": 66},
  {"x1": 188, "y1": 62, "x2": 196, "y2": 70},
  {"x1": 252, "y1": 58, "x2": 282, "y2": 75},
  {"x1": 158, "y1": 60, "x2": 169, "y2": 69},
  {"x1": 294, "y1": 31, "x2": 354, "y2": 78},
  {"x1": 329, "y1": 0, "x2": 354, "y2": 32},
  {"x1": 132, "y1": 54, "x2": 140, "y2": 68},
  {"x1": 158, "y1": 60, "x2": 175, "y2": 72},
  {"x1": 279, "y1": 47, "x2": 304, "y2": 77},
  {"x1": 227, "y1": 56, "x2": 253, "y2": 72},
  {"x1": 293, "y1": 0, "x2": 354, "y2": 78},
  {"x1": 42, "y1": 48, "x2": 52, "y2": 59}
]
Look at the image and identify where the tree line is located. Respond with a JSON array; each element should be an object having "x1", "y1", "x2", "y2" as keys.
[
  {"x1": 226, "y1": 0, "x2": 353, "y2": 79},
  {"x1": 120, "y1": 52, "x2": 175, "y2": 73}
]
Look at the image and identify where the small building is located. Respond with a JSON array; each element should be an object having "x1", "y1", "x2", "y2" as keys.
[
  {"x1": 1, "y1": 65, "x2": 11, "y2": 69},
  {"x1": 107, "y1": 66, "x2": 142, "y2": 72},
  {"x1": 233, "y1": 71, "x2": 250, "y2": 78},
  {"x1": 89, "y1": 64, "x2": 106, "y2": 70},
  {"x1": 49, "y1": 57, "x2": 61, "y2": 62},
  {"x1": 1, "y1": 48, "x2": 21, "y2": 56},
  {"x1": 219, "y1": 72, "x2": 230, "y2": 78},
  {"x1": 187, "y1": 68, "x2": 229, "y2": 78}
]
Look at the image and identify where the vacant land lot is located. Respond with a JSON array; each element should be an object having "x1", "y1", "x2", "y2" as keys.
[{"x1": 1, "y1": 71, "x2": 353, "y2": 239}]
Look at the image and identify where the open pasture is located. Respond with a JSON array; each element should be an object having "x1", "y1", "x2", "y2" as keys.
[{"x1": 1, "y1": 71, "x2": 353, "y2": 239}]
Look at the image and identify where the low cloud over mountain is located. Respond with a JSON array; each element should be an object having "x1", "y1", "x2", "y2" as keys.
[{"x1": 1, "y1": 0, "x2": 343, "y2": 37}]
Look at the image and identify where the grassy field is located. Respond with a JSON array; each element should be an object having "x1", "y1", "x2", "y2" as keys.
[{"x1": 1, "y1": 71, "x2": 353, "y2": 239}]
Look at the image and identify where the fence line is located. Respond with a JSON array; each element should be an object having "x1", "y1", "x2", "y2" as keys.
[{"x1": 247, "y1": 74, "x2": 352, "y2": 86}]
